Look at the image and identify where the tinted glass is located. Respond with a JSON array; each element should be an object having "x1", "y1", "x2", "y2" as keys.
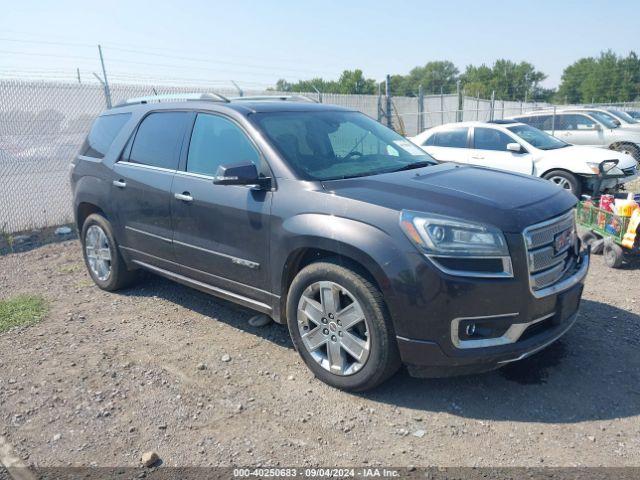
[
  {"x1": 433, "y1": 128, "x2": 469, "y2": 148},
  {"x1": 555, "y1": 114, "x2": 595, "y2": 131},
  {"x1": 588, "y1": 111, "x2": 619, "y2": 129},
  {"x1": 473, "y1": 128, "x2": 515, "y2": 151},
  {"x1": 187, "y1": 114, "x2": 260, "y2": 176},
  {"x1": 129, "y1": 112, "x2": 189, "y2": 169},
  {"x1": 515, "y1": 115, "x2": 552, "y2": 130},
  {"x1": 608, "y1": 110, "x2": 638, "y2": 123},
  {"x1": 81, "y1": 113, "x2": 131, "y2": 158},
  {"x1": 507, "y1": 124, "x2": 568, "y2": 150},
  {"x1": 252, "y1": 110, "x2": 435, "y2": 181},
  {"x1": 423, "y1": 133, "x2": 436, "y2": 146}
]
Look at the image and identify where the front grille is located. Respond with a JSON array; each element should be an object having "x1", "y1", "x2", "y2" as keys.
[{"x1": 523, "y1": 211, "x2": 576, "y2": 292}]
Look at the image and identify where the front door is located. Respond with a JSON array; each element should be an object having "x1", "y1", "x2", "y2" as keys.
[
  {"x1": 171, "y1": 112, "x2": 272, "y2": 300},
  {"x1": 469, "y1": 127, "x2": 533, "y2": 175},
  {"x1": 552, "y1": 114, "x2": 604, "y2": 147},
  {"x1": 112, "y1": 111, "x2": 191, "y2": 266},
  {"x1": 423, "y1": 126, "x2": 471, "y2": 164}
]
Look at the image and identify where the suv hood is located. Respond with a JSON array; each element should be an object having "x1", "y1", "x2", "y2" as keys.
[{"x1": 322, "y1": 163, "x2": 576, "y2": 233}]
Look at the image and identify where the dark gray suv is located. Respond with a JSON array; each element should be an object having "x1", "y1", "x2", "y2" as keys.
[{"x1": 71, "y1": 94, "x2": 589, "y2": 391}]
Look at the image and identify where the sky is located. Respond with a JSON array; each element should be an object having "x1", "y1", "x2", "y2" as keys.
[{"x1": 0, "y1": 0, "x2": 637, "y2": 90}]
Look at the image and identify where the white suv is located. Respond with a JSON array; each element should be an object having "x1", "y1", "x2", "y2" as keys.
[
  {"x1": 410, "y1": 121, "x2": 638, "y2": 196},
  {"x1": 510, "y1": 110, "x2": 640, "y2": 160}
]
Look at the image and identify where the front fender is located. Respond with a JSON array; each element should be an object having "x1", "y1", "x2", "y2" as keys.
[{"x1": 271, "y1": 213, "x2": 415, "y2": 322}]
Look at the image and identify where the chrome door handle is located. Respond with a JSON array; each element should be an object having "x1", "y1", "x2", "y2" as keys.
[
  {"x1": 112, "y1": 179, "x2": 127, "y2": 188},
  {"x1": 174, "y1": 192, "x2": 193, "y2": 202},
  {"x1": 471, "y1": 155, "x2": 484, "y2": 160}
]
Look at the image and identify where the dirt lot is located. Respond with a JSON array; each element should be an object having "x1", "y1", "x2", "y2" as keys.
[{"x1": 0, "y1": 240, "x2": 639, "y2": 469}]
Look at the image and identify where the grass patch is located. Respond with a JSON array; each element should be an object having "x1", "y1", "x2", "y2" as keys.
[{"x1": 0, "y1": 295, "x2": 48, "y2": 333}]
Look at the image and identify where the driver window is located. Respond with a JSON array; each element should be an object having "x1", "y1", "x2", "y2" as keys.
[
  {"x1": 187, "y1": 114, "x2": 260, "y2": 176},
  {"x1": 473, "y1": 128, "x2": 514, "y2": 151},
  {"x1": 555, "y1": 114, "x2": 595, "y2": 131}
]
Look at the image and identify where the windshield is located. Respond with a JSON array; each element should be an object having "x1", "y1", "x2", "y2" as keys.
[
  {"x1": 588, "y1": 111, "x2": 619, "y2": 129},
  {"x1": 252, "y1": 110, "x2": 435, "y2": 181},
  {"x1": 507, "y1": 124, "x2": 569, "y2": 150},
  {"x1": 608, "y1": 109, "x2": 638, "y2": 124}
]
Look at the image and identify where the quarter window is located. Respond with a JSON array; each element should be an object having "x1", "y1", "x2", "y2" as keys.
[
  {"x1": 432, "y1": 128, "x2": 469, "y2": 148},
  {"x1": 187, "y1": 114, "x2": 260, "y2": 176},
  {"x1": 474, "y1": 128, "x2": 515, "y2": 151},
  {"x1": 128, "y1": 112, "x2": 190, "y2": 170},
  {"x1": 81, "y1": 113, "x2": 131, "y2": 159}
]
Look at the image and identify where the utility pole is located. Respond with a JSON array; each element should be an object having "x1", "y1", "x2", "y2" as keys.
[
  {"x1": 385, "y1": 74, "x2": 392, "y2": 128},
  {"x1": 98, "y1": 45, "x2": 112, "y2": 108}
]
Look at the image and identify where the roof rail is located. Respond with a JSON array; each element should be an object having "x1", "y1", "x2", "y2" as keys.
[
  {"x1": 115, "y1": 92, "x2": 230, "y2": 107},
  {"x1": 230, "y1": 94, "x2": 318, "y2": 103}
]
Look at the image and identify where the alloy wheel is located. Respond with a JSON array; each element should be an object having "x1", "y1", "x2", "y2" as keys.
[
  {"x1": 85, "y1": 225, "x2": 112, "y2": 281},
  {"x1": 549, "y1": 175, "x2": 572, "y2": 191},
  {"x1": 296, "y1": 281, "x2": 371, "y2": 376}
]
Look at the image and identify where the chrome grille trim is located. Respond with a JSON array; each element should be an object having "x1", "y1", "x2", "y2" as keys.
[{"x1": 523, "y1": 210, "x2": 577, "y2": 294}]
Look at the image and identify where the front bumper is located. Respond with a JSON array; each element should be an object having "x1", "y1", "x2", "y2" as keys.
[{"x1": 392, "y1": 244, "x2": 589, "y2": 378}]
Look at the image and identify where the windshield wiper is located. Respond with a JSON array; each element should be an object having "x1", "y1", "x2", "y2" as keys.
[{"x1": 389, "y1": 161, "x2": 435, "y2": 173}]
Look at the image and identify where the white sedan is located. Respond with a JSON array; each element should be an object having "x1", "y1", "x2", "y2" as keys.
[{"x1": 409, "y1": 121, "x2": 639, "y2": 196}]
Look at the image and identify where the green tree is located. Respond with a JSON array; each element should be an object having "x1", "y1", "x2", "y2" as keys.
[
  {"x1": 556, "y1": 51, "x2": 640, "y2": 103},
  {"x1": 460, "y1": 60, "x2": 547, "y2": 101},
  {"x1": 274, "y1": 70, "x2": 376, "y2": 95},
  {"x1": 390, "y1": 61, "x2": 459, "y2": 96}
]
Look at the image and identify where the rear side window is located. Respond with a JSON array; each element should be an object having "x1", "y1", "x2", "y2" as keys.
[
  {"x1": 187, "y1": 114, "x2": 260, "y2": 176},
  {"x1": 128, "y1": 112, "x2": 190, "y2": 170},
  {"x1": 81, "y1": 113, "x2": 131, "y2": 158},
  {"x1": 555, "y1": 114, "x2": 595, "y2": 131},
  {"x1": 474, "y1": 128, "x2": 515, "y2": 151},
  {"x1": 432, "y1": 128, "x2": 469, "y2": 148}
]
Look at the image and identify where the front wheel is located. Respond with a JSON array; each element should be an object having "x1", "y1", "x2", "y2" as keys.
[
  {"x1": 542, "y1": 170, "x2": 582, "y2": 197},
  {"x1": 286, "y1": 260, "x2": 400, "y2": 391}
]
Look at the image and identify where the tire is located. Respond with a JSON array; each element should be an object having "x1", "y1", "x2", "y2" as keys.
[
  {"x1": 579, "y1": 230, "x2": 603, "y2": 255},
  {"x1": 603, "y1": 239, "x2": 624, "y2": 269},
  {"x1": 286, "y1": 260, "x2": 401, "y2": 392},
  {"x1": 81, "y1": 213, "x2": 138, "y2": 291},
  {"x1": 611, "y1": 143, "x2": 640, "y2": 161},
  {"x1": 542, "y1": 170, "x2": 582, "y2": 197}
]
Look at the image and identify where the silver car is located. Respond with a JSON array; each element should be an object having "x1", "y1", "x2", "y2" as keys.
[{"x1": 511, "y1": 110, "x2": 640, "y2": 160}]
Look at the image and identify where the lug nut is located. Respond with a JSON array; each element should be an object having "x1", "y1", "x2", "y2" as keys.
[
  {"x1": 323, "y1": 328, "x2": 329, "y2": 335},
  {"x1": 337, "y1": 320, "x2": 342, "y2": 326},
  {"x1": 328, "y1": 313, "x2": 334, "y2": 319},
  {"x1": 321, "y1": 317, "x2": 328, "y2": 324},
  {"x1": 338, "y1": 331, "x2": 343, "y2": 337},
  {"x1": 331, "y1": 335, "x2": 337, "y2": 342}
]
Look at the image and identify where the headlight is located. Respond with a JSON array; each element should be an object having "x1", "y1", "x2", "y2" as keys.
[
  {"x1": 586, "y1": 161, "x2": 623, "y2": 176},
  {"x1": 400, "y1": 210, "x2": 512, "y2": 278}
]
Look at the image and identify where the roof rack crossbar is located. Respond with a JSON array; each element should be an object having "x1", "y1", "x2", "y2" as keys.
[
  {"x1": 116, "y1": 92, "x2": 230, "y2": 107},
  {"x1": 230, "y1": 94, "x2": 318, "y2": 103}
]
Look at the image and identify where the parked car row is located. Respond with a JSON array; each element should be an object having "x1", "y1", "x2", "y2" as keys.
[
  {"x1": 409, "y1": 120, "x2": 638, "y2": 196},
  {"x1": 510, "y1": 107, "x2": 640, "y2": 160}
]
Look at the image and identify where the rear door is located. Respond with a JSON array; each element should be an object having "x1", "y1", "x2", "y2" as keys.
[
  {"x1": 112, "y1": 111, "x2": 191, "y2": 267},
  {"x1": 552, "y1": 114, "x2": 604, "y2": 147},
  {"x1": 171, "y1": 112, "x2": 273, "y2": 299},
  {"x1": 469, "y1": 127, "x2": 533, "y2": 175},
  {"x1": 421, "y1": 127, "x2": 470, "y2": 163}
]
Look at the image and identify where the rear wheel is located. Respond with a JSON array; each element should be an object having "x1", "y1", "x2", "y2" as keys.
[
  {"x1": 603, "y1": 239, "x2": 624, "y2": 269},
  {"x1": 611, "y1": 143, "x2": 640, "y2": 161},
  {"x1": 286, "y1": 260, "x2": 400, "y2": 391},
  {"x1": 542, "y1": 170, "x2": 582, "y2": 197},
  {"x1": 81, "y1": 214, "x2": 137, "y2": 291}
]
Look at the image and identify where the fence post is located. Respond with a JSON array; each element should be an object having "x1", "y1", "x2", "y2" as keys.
[
  {"x1": 418, "y1": 84, "x2": 424, "y2": 133},
  {"x1": 97, "y1": 45, "x2": 112, "y2": 108},
  {"x1": 440, "y1": 87, "x2": 444, "y2": 125},
  {"x1": 377, "y1": 82, "x2": 382, "y2": 123},
  {"x1": 501, "y1": 100, "x2": 505, "y2": 119},
  {"x1": 476, "y1": 91, "x2": 480, "y2": 120},
  {"x1": 456, "y1": 80, "x2": 462, "y2": 122},
  {"x1": 551, "y1": 105, "x2": 557, "y2": 137},
  {"x1": 385, "y1": 74, "x2": 392, "y2": 128},
  {"x1": 489, "y1": 90, "x2": 495, "y2": 121}
]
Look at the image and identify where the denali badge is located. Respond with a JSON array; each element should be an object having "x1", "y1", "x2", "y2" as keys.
[{"x1": 554, "y1": 228, "x2": 574, "y2": 254}]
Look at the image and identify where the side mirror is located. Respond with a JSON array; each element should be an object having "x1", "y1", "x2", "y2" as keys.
[
  {"x1": 506, "y1": 143, "x2": 522, "y2": 153},
  {"x1": 613, "y1": 119, "x2": 621, "y2": 127},
  {"x1": 594, "y1": 123, "x2": 603, "y2": 131},
  {"x1": 213, "y1": 162, "x2": 270, "y2": 189}
]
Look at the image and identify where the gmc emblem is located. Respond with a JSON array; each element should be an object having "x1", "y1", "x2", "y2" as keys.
[{"x1": 554, "y1": 228, "x2": 574, "y2": 254}]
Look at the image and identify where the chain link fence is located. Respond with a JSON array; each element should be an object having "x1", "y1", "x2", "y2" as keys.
[{"x1": 1, "y1": 79, "x2": 637, "y2": 235}]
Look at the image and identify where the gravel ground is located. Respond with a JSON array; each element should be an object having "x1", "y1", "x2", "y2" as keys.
[{"x1": 0, "y1": 240, "x2": 639, "y2": 469}]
